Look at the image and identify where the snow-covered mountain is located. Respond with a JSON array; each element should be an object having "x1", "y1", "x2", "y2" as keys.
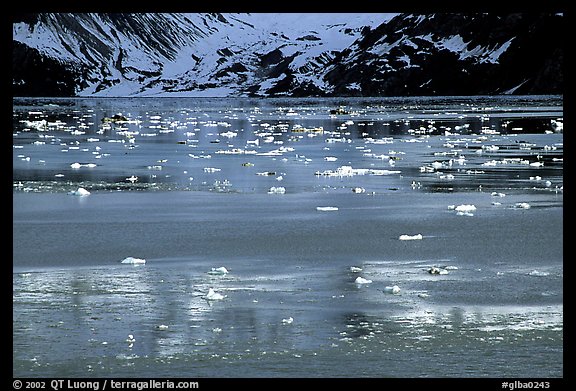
[{"x1": 12, "y1": 13, "x2": 563, "y2": 97}]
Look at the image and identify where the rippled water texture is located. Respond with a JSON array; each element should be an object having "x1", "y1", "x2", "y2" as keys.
[{"x1": 13, "y1": 96, "x2": 563, "y2": 378}]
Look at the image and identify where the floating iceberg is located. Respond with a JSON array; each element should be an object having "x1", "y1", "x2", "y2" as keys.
[
  {"x1": 355, "y1": 277, "x2": 373, "y2": 284},
  {"x1": 448, "y1": 204, "x2": 477, "y2": 216},
  {"x1": 205, "y1": 288, "x2": 226, "y2": 301},
  {"x1": 68, "y1": 187, "x2": 90, "y2": 196},
  {"x1": 208, "y1": 266, "x2": 229, "y2": 275},
  {"x1": 120, "y1": 257, "x2": 146, "y2": 265},
  {"x1": 384, "y1": 285, "x2": 401, "y2": 294},
  {"x1": 399, "y1": 234, "x2": 423, "y2": 241}
]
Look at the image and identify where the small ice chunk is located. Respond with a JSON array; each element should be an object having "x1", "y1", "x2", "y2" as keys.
[
  {"x1": 268, "y1": 186, "x2": 286, "y2": 194},
  {"x1": 282, "y1": 317, "x2": 294, "y2": 324},
  {"x1": 384, "y1": 285, "x2": 401, "y2": 294},
  {"x1": 208, "y1": 266, "x2": 229, "y2": 275},
  {"x1": 205, "y1": 288, "x2": 226, "y2": 301},
  {"x1": 350, "y1": 266, "x2": 363, "y2": 273},
  {"x1": 514, "y1": 202, "x2": 531, "y2": 209},
  {"x1": 454, "y1": 204, "x2": 476, "y2": 213},
  {"x1": 126, "y1": 334, "x2": 136, "y2": 343},
  {"x1": 428, "y1": 266, "x2": 449, "y2": 275},
  {"x1": 156, "y1": 325, "x2": 169, "y2": 330},
  {"x1": 399, "y1": 234, "x2": 423, "y2": 241},
  {"x1": 316, "y1": 206, "x2": 339, "y2": 211},
  {"x1": 120, "y1": 257, "x2": 146, "y2": 265},
  {"x1": 352, "y1": 187, "x2": 366, "y2": 193},
  {"x1": 354, "y1": 276, "x2": 373, "y2": 284}
]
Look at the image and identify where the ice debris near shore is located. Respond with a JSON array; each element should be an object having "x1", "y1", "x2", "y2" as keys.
[{"x1": 120, "y1": 256, "x2": 146, "y2": 265}]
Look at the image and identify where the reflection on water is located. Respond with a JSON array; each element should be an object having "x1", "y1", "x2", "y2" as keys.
[{"x1": 13, "y1": 256, "x2": 563, "y2": 377}]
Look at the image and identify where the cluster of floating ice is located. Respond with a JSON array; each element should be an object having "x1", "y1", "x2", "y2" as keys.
[{"x1": 315, "y1": 165, "x2": 400, "y2": 177}]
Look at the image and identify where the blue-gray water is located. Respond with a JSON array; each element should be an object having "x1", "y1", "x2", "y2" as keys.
[{"x1": 13, "y1": 96, "x2": 563, "y2": 378}]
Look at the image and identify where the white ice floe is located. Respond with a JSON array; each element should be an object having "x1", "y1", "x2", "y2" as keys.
[
  {"x1": 205, "y1": 288, "x2": 226, "y2": 301},
  {"x1": 528, "y1": 270, "x2": 550, "y2": 277},
  {"x1": 68, "y1": 187, "x2": 90, "y2": 196},
  {"x1": 282, "y1": 317, "x2": 294, "y2": 324},
  {"x1": 70, "y1": 162, "x2": 96, "y2": 169},
  {"x1": 448, "y1": 204, "x2": 477, "y2": 216},
  {"x1": 268, "y1": 186, "x2": 286, "y2": 194},
  {"x1": 316, "y1": 206, "x2": 339, "y2": 212},
  {"x1": 350, "y1": 266, "x2": 363, "y2": 273},
  {"x1": 315, "y1": 165, "x2": 400, "y2": 177},
  {"x1": 352, "y1": 187, "x2": 366, "y2": 193},
  {"x1": 428, "y1": 266, "x2": 449, "y2": 275},
  {"x1": 383, "y1": 285, "x2": 401, "y2": 294},
  {"x1": 514, "y1": 202, "x2": 531, "y2": 209},
  {"x1": 120, "y1": 257, "x2": 146, "y2": 265},
  {"x1": 354, "y1": 276, "x2": 373, "y2": 284},
  {"x1": 156, "y1": 325, "x2": 169, "y2": 330},
  {"x1": 208, "y1": 266, "x2": 229, "y2": 275},
  {"x1": 399, "y1": 234, "x2": 423, "y2": 241}
]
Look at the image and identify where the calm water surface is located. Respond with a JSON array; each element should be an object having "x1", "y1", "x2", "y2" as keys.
[{"x1": 13, "y1": 96, "x2": 563, "y2": 378}]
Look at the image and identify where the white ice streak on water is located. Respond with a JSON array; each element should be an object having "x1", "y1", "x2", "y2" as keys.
[{"x1": 316, "y1": 206, "x2": 339, "y2": 212}]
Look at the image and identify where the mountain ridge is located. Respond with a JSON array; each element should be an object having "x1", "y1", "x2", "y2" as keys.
[{"x1": 12, "y1": 12, "x2": 564, "y2": 97}]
